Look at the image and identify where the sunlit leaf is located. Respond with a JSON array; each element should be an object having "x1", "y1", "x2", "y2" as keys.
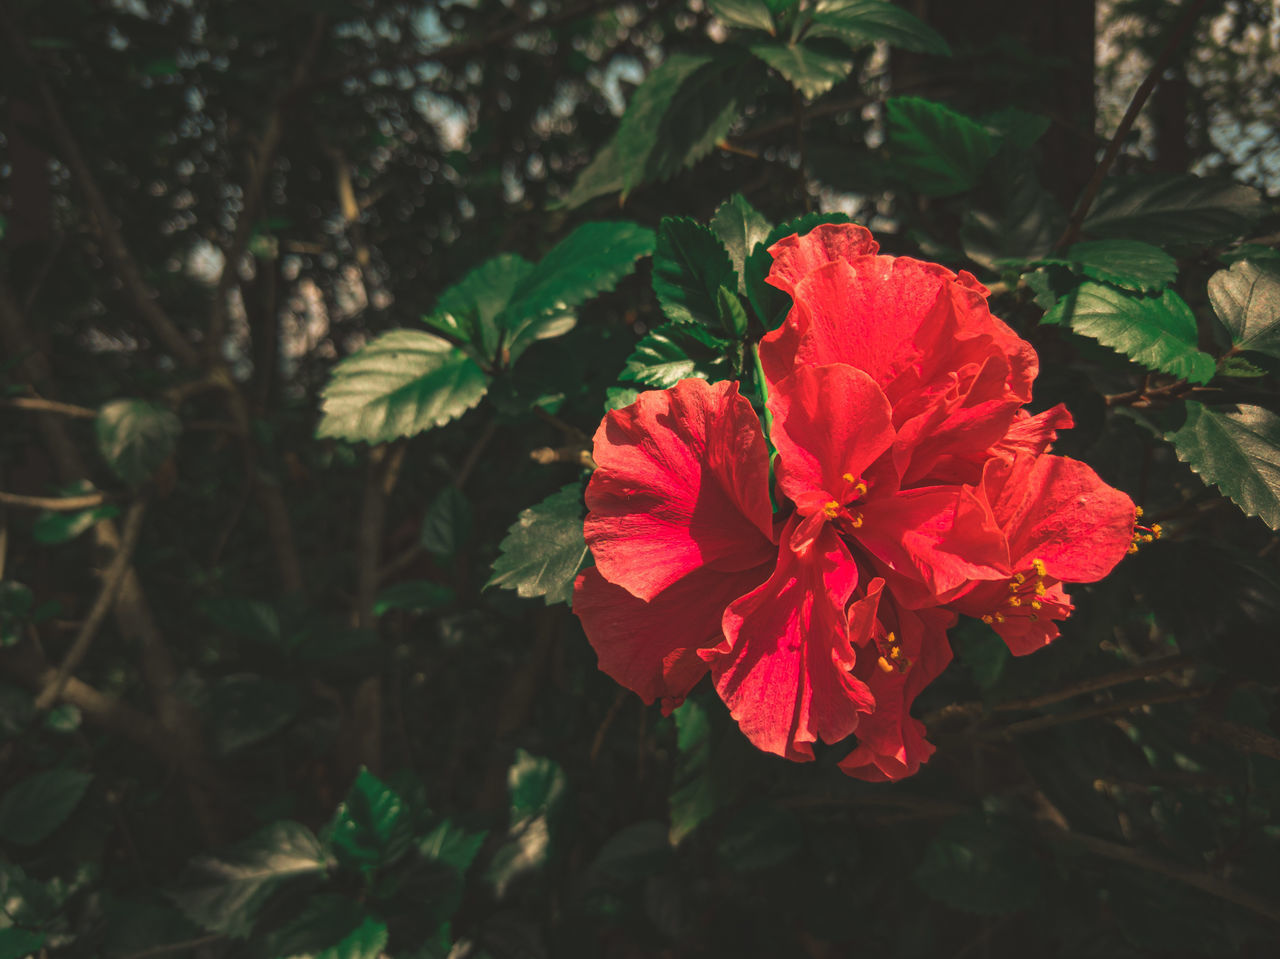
[
  {"x1": 1041, "y1": 282, "x2": 1216, "y2": 384},
  {"x1": 424, "y1": 254, "x2": 534, "y2": 356},
  {"x1": 95, "y1": 399, "x2": 180, "y2": 485},
  {"x1": 317, "y1": 330, "x2": 490, "y2": 443},
  {"x1": 487, "y1": 750, "x2": 568, "y2": 897},
  {"x1": 707, "y1": 0, "x2": 776, "y2": 33},
  {"x1": 1208, "y1": 259, "x2": 1280, "y2": 359},
  {"x1": 808, "y1": 0, "x2": 949, "y2": 55},
  {"x1": 1167, "y1": 402, "x2": 1280, "y2": 530},
  {"x1": 749, "y1": 41, "x2": 852, "y2": 100},
  {"x1": 172, "y1": 821, "x2": 328, "y2": 937},
  {"x1": 487, "y1": 483, "x2": 588, "y2": 606},
  {"x1": 710, "y1": 193, "x2": 773, "y2": 295},
  {"x1": 622, "y1": 323, "x2": 731, "y2": 389},
  {"x1": 327, "y1": 768, "x2": 412, "y2": 876}
]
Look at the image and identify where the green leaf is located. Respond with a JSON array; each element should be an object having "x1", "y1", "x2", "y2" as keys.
[
  {"x1": 669, "y1": 698, "x2": 714, "y2": 845},
  {"x1": 316, "y1": 330, "x2": 490, "y2": 443},
  {"x1": 95, "y1": 399, "x2": 180, "y2": 485},
  {"x1": 915, "y1": 815, "x2": 1041, "y2": 915},
  {"x1": 410, "y1": 819, "x2": 487, "y2": 932},
  {"x1": 0, "y1": 928, "x2": 44, "y2": 959},
  {"x1": 749, "y1": 41, "x2": 852, "y2": 100},
  {"x1": 1083, "y1": 174, "x2": 1269, "y2": 247},
  {"x1": 707, "y1": 0, "x2": 776, "y2": 32},
  {"x1": 0, "y1": 581, "x2": 34, "y2": 647},
  {"x1": 256, "y1": 894, "x2": 365, "y2": 958},
  {"x1": 808, "y1": 0, "x2": 950, "y2": 55},
  {"x1": 604, "y1": 386, "x2": 640, "y2": 412},
  {"x1": 743, "y1": 211, "x2": 852, "y2": 325},
  {"x1": 960, "y1": 150, "x2": 1063, "y2": 269},
  {"x1": 1219, "y1": 354, "x2": 1266, "y2": 379},
  {"x1": 487, "y1": 483, "x2": 587, "y2": 606},
  {"x1": 622, "y1": 323, "x2": 731, "y2": 389},
  {"x1": 885, "y1": 97, "x2": 997, "y2": 197},
  {"x1": 1208, "y1": 259, "x2": 1280, "y2": 359},
  {"x1": 981, "y1": 107, "x2": 1050, "y2": 149},
  {"x1": 710, "y1": 194, "x2": 773, "y2": 295},
  {"x1": 205, "y1": 675, "x2": 301, "y2": 756},
  {"x1": 424, "y1": 254, "x2": 534, "y2": 356},
  {"x1": 31, "y1": 503, "x2": 118, "y2": 545},
  {"x1": 0, "y1": 769, "x2": 92, "y2": 845},
  {"x1": 487, "y1": 749, "x2": 568, "y2": 897},
  {"x1": 652, "y1": 217, "x2": 736, "y2": 327},
  {"x1": 373, "y1": 581, "x2": 455, "y2": 618},
  {"x1": 1167, "y1": 402, "x2": 1280, "y2": 530},
  {"x1": 951, "y1": 619, "x2": 1009, "y2": 691},
  {"x1": 419, "y1": 486, "x2": 473, "y2": 561},
  {"x1": 420, "y1": 819, "x2": 486, "y2": 875},
  {"x1": 717, "y1": 285, "x2": 750, "y2": 338},
  {"x1": 201, "y1": 598, "x2": 283, "y2": 648},
  {"x1": 562, "y1": 53, "x2": 754, "y2": 206},
  {"x1": 500, "y1": 221, "x2": 656, "y2": 363},
  {"x1": 1053, "y1": 239, "x2": 1178, "y2": 292},
  {"x1": 1041, "y1": 282, "x2": 1216, "y2": 384},
  {"x1": 327, "y1": 768, "x2": 412, "y2": 876},
  {"x1": 173, "y1": 821, "x2": 328, "y2": 937}
]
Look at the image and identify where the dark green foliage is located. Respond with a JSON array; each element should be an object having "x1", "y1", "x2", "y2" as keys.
[{"x1": 487, "y1": 483, "x2": 588, "y2": 605}]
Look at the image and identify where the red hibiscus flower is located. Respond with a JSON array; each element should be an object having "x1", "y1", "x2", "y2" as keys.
[{"x1": 573, "y1": 223, "x2": 1138, "y2": 781}]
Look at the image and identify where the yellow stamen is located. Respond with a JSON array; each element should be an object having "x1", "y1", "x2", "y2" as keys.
[
  {"x1": 849, "y1": 512, "x2": 863, "y2": 528},
  {"x1": 823, "y1": 500, "x2": 839, "y2": 519},
  {"x1": 877, "y1": 656, "x2": 894, "y2": 673},
  {"x1": 842, "y1": 472, "x2": 855, "y2": 484},
  {"x1": 1134, "y1": 506, "x2": 1144, "y2": 518},
  {"x1": 981, "y1": 614, "x2": 994, "y2": 624},
  {"x1": 994, "y1": 612, "x2": 1005, "y2": 623},
  {"x1": 1032, "y1": 558, "x2": 1047, "y2": 577},
  {"x1": 1034, "y1": 582, "x2": 1046, "y2": 596},
  {"x1": 1150, "y1": 524, "x2": 1162, "y2": 538},
  {"x1": 1008, "y1": 597, "x2": 1021, "y2": 607},
  {"x1": 1030, "y1": 600, "x2": 1042, "y2": 610}
]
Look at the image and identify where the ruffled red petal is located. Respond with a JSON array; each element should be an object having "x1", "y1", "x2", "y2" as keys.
[
  {"x1": 573, "y1": 562, "x2": 771, "y2": 712},
  {"x1": 584, "y1": 378, "x2": 775, "y2": 602},
  {"x1": 709, "y1": 517, "x2": 874, "y2": 761}
]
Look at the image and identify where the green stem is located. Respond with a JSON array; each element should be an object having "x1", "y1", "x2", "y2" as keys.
[{"x1": 751, "y1": 342, "x2": 774, "y2": 442}]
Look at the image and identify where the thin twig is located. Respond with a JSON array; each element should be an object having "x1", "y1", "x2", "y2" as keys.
[
  {"x1": 1196, "y1": 716, "x2": 1280, "y2": 762},
  {"x1": 1056, "y1": 0, "x2": 1212, "y2": 249},
  {"x1": 0, "y1": 490, "x2": 105, "y2": 511},
  {"x1": 1037, "y1": 821, "x2": 1280, "y2": 924},
  {"x1": 984, "y1": 686, "x2": 1211, "y2": 739},
  {"x1": 0, "y1": 396, "x2": 98, "y2": 419},
  {"x1": 35, "y1": 498, "x2": 148, "y2": 711},
  {"x1": 993, "y1": 655, "x2": 1196, "y2": 713}
]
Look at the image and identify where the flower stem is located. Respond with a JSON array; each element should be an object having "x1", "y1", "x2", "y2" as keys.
[{"x1": 751, "y1": 342, "x2": 774, "y2": 441}]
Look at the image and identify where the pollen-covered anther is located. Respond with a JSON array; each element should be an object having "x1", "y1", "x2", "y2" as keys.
[
  {"x1": 823, "y1": 500, "x2": 840, "y2": 519},
  {"x1": 848, "y1": 511, "x2": 864, "y2": 529},
  {"x1": 1129, "y1": 518, "x2": 1162, "y2": 554},
  {"x1": 874, "y1": 631, "x2": 912, "y2": 674}
]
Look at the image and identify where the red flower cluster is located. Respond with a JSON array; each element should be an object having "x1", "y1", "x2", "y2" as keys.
[{"x1": 574, "y1": 224, "x2": 1138, "y2": 781}]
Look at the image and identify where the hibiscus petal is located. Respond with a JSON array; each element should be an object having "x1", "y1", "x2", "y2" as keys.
[
  {"x1": 584, "y1": 378, "x2": 775, "y2": 602},
  {"x1": 857, "y1": 486, "x2": 1009, "y2": 605},
  {"x1": 994, "y1": 405, "x2": 1074, "y2": 459},
  {"x1": 709, "y1": 519, "x2": 873, "y2": 761},
  {"x1": 839, "y1": 602, "x2": 955, "y2": 782},
  {"x1": 986, "y1": 454, "x2": 1135, "y2": 582},
  {"x1": 767, "y1": 364, "x2": 895, "y2": 516},
  {"x1": 574, "y1": 563, "x2": 771, "y2": 712},
  {"x1": 764, "y1": 222, "x2": 879, "y2": 296}
]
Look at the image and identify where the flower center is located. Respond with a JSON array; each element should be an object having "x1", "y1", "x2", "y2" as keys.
[
  {"x1": 821, "y1": 473, "x2": 868, "y2": 531},
  {"x1": 982, "y1": 557, "x2": 1050, "y2": 625},
  {"x1": 875, "y1": 631, "x2": 912, "y2": 674},
  {"x1": 1128, "y1": 506, "x2": 1162, "y2": 554}
]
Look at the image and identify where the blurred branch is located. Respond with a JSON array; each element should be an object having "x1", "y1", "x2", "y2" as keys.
[
  {"x1": 982, "y1": 686, "x2": 1212, "y2": 739},
  {"x1": 1196, "y1": 715, "x2": 1280, "y2": 762},
  {"x1": 0, "y1": 396, "x2": 97, "y2": 419},
  {"x1": 1036, "y1": 821, "x2": 1280, "y2": 925},
  {"x1": 35, "y1": 497, "x2": 148, "y2": 711},
  {"x1": 925, "y1": 654, "x2": 1197, "y2": 730},
  {"x1": 0, "y1": 277, "x2": 227, "y2": 841},
  {"x1": 0, "y1": 3, "x2": 200, "y2": 367},
  {"x1": 0, "y1": 490, "x2": 105, "y2": 511},
  {"x1": 208, "y1": 14, "x2": 328, "y2": 361},
  {"x1": 1056, "y1": 0, "x2": 1213, "y2": 249}
]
